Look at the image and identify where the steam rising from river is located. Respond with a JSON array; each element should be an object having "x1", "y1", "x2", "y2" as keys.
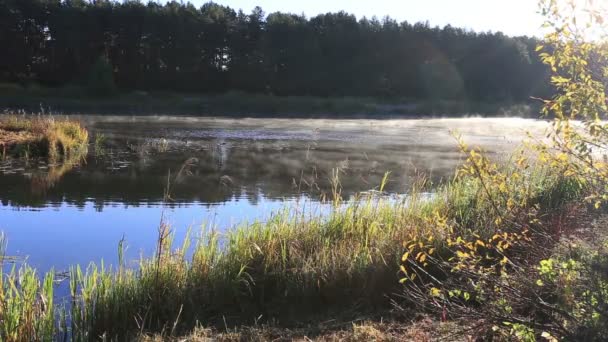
[{"x1": 0, "y1": 116, "x2": 553, "y2": 274}]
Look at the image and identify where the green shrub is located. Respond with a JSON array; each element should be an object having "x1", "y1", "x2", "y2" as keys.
[{"x1": 86, "y1": 56, "x2": 116, "y2": 96}]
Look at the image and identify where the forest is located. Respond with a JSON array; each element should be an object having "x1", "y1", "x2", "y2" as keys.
[
  {"x1": 1, "y1": 0, "x2": 551, "y2": 102},
  {"x1": 4, "y1": 0, "x2": 608, "y2": 340}
]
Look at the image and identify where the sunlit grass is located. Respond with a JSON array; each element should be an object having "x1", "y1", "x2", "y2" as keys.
[
  {"x1": 0, "y1": 154, "x2": 585, "y2": 340},
  {"x1": 0, "y1": 233, "x2": 56, "y2": 342},
  {"x1": 0, "y1": 115, "x2": 88, "y2": 160}
]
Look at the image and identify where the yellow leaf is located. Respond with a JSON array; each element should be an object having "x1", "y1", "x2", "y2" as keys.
[
  {"x1": 420, "y1": 254, "x2": 427, "y2": 263},
  {"x1": 456, "y1": 251, "x2": 470, "y2": 259},
  {"x1": 401, "y1": 252, "x2": 409, "y2": 262},
  {"x1": 551, "y1": 76, "x2": 570, "y2": 84},
  {"x1": 541, "y1": 331, "x2": 558, "y2": 342},
  {"x1": 500, "y1": 256, "x2": 509, "y2": 265}
]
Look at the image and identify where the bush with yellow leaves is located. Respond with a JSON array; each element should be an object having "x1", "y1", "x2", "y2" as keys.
[{"x1": 397, "y1": 1, "x2": 608, "y2": 340}]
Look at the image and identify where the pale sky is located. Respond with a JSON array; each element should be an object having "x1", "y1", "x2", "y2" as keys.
[{"x1": 164, "y1": 0, "x2": 545, "y2": 37}]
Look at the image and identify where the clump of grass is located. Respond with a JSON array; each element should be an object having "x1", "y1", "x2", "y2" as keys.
[
  {"x1": 94, "y1": 132, "x2": 106, "y2": 157},
  {"x1": 0, "y1": 234, "x2": 57, "y2": 342},
  {"x1": 0, "y1": 114, "x2": 88, "y2": 160}
]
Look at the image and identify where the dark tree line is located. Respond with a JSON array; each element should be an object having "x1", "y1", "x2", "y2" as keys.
[{"x1": 0, "y1": 0, "x2": 551, "y2": 101}]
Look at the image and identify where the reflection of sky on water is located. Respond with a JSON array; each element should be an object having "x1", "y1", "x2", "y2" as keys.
[
  {"x1": 0, "y1": 116, "x2": 548, "y2": 286},
  {"x1": 0, "y1": 195, "x2": 326, "y2": 274}
]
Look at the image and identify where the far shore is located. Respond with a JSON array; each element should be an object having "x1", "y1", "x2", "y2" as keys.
[{"x1": 0, "y1": 84, "x2": 541, "y2": 118}]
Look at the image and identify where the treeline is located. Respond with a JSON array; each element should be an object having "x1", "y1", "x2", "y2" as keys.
[{"x1": 1, "y1": 0, "x2": 550, "y2": 101}]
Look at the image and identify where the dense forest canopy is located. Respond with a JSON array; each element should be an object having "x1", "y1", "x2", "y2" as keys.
[{"x1": 0, "y1": 0, "x2": 551, "y2": 101}]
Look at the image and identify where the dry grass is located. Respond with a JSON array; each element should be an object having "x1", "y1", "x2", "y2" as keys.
[
  {"x1": 0, "y1": 129, "x2": 36, "y2": 146},
  {"x1": 0, "y1": 114, "x2": 88, "y2": 160},
  {"x1": 138, "y1": 317, "x2": 473, "y2": 342}
]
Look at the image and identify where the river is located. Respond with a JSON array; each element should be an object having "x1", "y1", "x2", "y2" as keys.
[{"x1": 0, "y1": 116, "x2": 549, "y2": 274}]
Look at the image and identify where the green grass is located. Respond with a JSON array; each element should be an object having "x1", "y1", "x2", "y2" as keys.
[
  {"x1": 0, "y1": 115, "x2": 89, "y2": 160},
  {"x1": 0, "y1": 233, "x2": 56, "y2": 341},
  {"x1": 0, "y1": 155, "x2": 583, "y2": 340}
]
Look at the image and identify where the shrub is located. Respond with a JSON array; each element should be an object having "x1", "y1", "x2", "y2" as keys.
[
  {"x1": 397, "y1": 1, "x2": 608, "y2": 339},
  {"x1": 86, "y1": 56, "x2": 116, "y2": 97}
]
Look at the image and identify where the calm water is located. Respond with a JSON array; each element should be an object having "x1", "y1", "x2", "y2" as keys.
[{"x1": 0, "y1": 116, "x2": 548, "y2": 274}]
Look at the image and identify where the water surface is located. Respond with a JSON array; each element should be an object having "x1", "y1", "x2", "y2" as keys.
[{"x1": 0, "y1": 116, "x2": 548, "y2": 273}]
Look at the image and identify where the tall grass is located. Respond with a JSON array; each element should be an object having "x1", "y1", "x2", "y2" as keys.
[
  {"x1": 66, "y1": 161, "x2": 579, "y2": 339},
  {"x1": 0, "y1": 233, "x2": 57, "y2": 341},
  {"x1": 0, "y1": 115, "x2": 88, "y2": 160},
  {"x1": 0, "y1": 158, "x2": 584, "y2": 340}
]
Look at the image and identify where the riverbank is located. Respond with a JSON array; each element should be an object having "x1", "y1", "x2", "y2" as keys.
[
  {"x1": 3, "y1": 146, "x2": 602, "y2": 340},
  {"x1": 1, "y1": 113, "x2": 605, "y2": 341},
  {"x1": 0, "y1": 83, "x2": 538, "y2": 118},
  {"x1": 143, "y1": 206, "x2": 608, "y2": 342}
]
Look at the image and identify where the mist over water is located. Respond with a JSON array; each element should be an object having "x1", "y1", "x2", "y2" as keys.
[{"x1": 0, "y1": 116, "x2": 549, "y2": 274}]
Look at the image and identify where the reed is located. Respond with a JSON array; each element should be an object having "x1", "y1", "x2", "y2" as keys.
[
  {"x1": 65, "y1": 161, "x2": 579, "y2": 339},
  {"x1": 0, "y1": 158, "x2": 584, "y2": 340},
  {"x1": 0, "y1": 234, "x2": 57, "y2": 342},
  {"x1": 0, "y1": 114, "x2": 88, "y2": 160}
]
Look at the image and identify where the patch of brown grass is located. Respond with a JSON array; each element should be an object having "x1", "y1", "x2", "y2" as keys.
[
  {"x1": 0, "y1": 115, "x2": 88, "y2": 159},
  {"x1": 0, "y1": 129, "x2": 37, "y2": 147},
  {"x1": 138, "y1": 317, "x2": 474, "y2": 342}
]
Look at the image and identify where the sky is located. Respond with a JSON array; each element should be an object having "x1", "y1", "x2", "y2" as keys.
[{"x1": 163, "y1": 0, "x2": 545, "y2": 37}]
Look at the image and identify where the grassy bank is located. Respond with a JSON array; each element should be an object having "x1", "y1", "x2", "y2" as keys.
[
  {"x1": 0, "y1": 150, "x2": 587, "y2": 340},
  {"x1": 0, "y1": 83, "x2": 538, "y2": 117},
  {"x1": 0, "y1": 115, "x2": 88, "y2": 160}
]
